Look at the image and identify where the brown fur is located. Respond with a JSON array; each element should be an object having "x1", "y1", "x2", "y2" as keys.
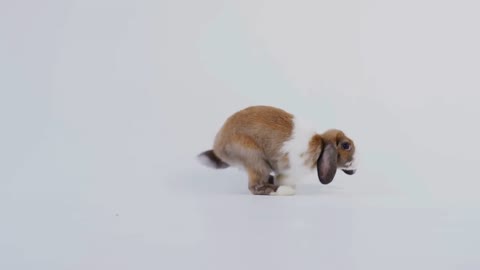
[
  {"x1": 202, "y1": 106, "x2": 356, "y2": 195},
  {"x1": 303, "y1": 130, "x2": 355, "y2": 170},
  {"x1": 212, "y1": 106, "x2": 293, "y2": 195},
  {"x1": 305, "y1": 134, "x2": 323, "y2": 169},
  {"x1": 320, "y1": 129, "x2": 356, "y2": 167}
]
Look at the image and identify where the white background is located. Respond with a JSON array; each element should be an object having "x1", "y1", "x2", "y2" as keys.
[{"x1": 1, "y1": 0, "x2": 480, "y2": 269}]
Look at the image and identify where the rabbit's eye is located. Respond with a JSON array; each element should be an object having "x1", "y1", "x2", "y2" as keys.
[{"x1": 341, "y1": 142, "x2": 351, "y2": 150}]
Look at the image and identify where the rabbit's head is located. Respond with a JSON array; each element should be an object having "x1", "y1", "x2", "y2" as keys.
[{"x1": 316, "y1": 129, "x2": 357, "y2": 185}]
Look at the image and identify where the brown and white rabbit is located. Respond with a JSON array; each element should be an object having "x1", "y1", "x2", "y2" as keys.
[{"x1": 197, "y1": 105, "x2": 358, "y2": 196}]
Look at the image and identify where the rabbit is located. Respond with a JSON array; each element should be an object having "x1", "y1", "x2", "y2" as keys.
[{"x1": 197, "y1": 105, "x2": 358, "y2": 196}]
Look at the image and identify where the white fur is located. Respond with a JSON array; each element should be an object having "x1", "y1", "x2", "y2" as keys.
[
  {"x1": 342, "y1": 146, "x2": 359, "y2": 170},
  {"x1": 277, "y1": 116, "x2": 318, "y2": 186},
  {"x1": 270, "y1": 185, "x2": 296, "y2": 196},
  {"x1": 350, "y1": 147, "x2": 359, "y2": 170}
]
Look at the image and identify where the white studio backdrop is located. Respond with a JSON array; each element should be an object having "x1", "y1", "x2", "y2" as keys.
[{"x1": 1, "y1": 0, "x2": 480, "y2": 269}]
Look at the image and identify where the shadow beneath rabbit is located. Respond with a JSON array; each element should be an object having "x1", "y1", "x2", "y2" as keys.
[
  {"x1": 294, "y1": 182, "x2": 352, "y2": 197},
  {"x1": 167, "y1": 164, "x2": 355, "y2": 198}
]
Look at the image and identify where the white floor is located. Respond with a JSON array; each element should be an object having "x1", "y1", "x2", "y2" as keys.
[
  {"x1": 2, "y1": 0, "x2": 480, "y2": 269},
  {"x1": 3, "y1": 161, "x2": 479, "y2": 270}
]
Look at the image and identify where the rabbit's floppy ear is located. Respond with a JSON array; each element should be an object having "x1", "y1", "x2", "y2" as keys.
[{"x1": 317, "y1": 143, "x2": 337, "y2": 184}]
